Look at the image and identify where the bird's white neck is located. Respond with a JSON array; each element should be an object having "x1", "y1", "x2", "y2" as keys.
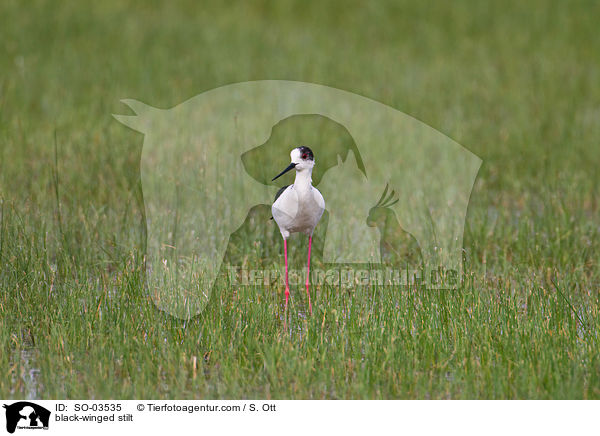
[{"x1": 293, "y1": 168, "x2": 313, "y2": 194}]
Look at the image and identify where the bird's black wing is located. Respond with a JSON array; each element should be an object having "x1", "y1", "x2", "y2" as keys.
[
  {"x1": 270, "y1": 185, "x2": 289, "y2": 220},
  {"x1": 274, "y1": 185, "x2": 289, "y2": 202}
]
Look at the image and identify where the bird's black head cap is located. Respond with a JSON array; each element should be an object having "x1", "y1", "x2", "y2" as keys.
[{"x1": 297, "y1": 146, "x2": 314, "y2": 161}]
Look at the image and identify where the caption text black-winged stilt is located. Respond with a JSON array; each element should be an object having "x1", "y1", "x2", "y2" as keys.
[{"x1": 271, "y1": 146, "x2": 325, "y2": 327}]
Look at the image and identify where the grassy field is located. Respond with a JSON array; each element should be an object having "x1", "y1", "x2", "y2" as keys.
[{"x1": 1, "y1": 0, "x2": 600, "y2": 399}]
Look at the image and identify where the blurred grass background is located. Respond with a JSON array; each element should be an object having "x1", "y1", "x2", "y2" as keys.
[{"x1": 1, "y1": 0, "x2": 599, "y2": 398}]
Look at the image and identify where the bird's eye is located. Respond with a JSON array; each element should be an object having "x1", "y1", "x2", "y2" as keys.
[{"x1": 302, "y1": 153, "x2": 308, "y2": 159}]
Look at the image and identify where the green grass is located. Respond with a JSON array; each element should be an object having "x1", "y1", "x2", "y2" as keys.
[{"x1": 1, "y1": 0, "x2": 600, "y2": 399}]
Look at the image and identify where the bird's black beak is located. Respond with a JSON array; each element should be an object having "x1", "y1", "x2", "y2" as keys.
[{"x1": 271, "y1": 162, "x2": 297, "y2": 181}]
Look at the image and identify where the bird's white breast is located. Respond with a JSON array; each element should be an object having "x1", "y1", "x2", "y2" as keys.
[{"x1": 272, "y1": 185, "x2": 325, "y2": 238}]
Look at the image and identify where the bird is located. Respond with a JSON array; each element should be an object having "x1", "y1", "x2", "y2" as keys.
[{"x1": 271, "y1": 146, "x2": 325, "y2": 322}]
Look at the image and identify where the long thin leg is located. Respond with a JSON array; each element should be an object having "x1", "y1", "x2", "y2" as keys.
[
  {"x1": 305, "y1": 235, "x2": 313, "y2": 315},
  {"x1": 284, "y1": 239, "x2": 290, "y2": 328}
]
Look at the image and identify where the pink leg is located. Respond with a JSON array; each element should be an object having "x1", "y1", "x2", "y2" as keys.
[
  {"x1": 284, "y1": 239, "x2": 290, "y2": 324},
  {"x1": 306, "y1": 236, "x2": 313, "y2": 315}
]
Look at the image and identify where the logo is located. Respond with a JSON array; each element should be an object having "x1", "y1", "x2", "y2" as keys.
[
  {"x1": 114, "y1": 80, "x2": 481, "y2": 318},
  {"x1": 2, "y1": 402, "x2": 50, "y2": 433}
]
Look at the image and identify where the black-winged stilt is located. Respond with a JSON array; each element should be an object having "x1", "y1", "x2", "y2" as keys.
[{"x1": 271, "y1": 146, "x2": 325, "y2": 322}]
